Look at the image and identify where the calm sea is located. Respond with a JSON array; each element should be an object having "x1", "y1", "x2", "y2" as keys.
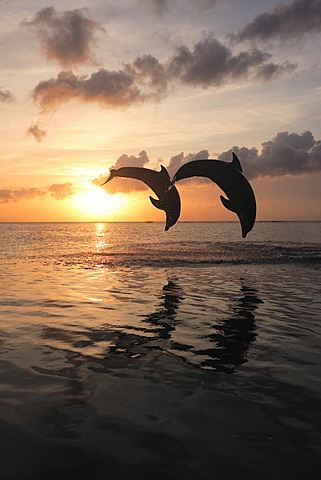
[{"x1": 1, "y1": 222, "x2": 321, "y2": 479}]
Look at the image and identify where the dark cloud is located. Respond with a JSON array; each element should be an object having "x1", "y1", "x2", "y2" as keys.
[
  {"x1": 23, "y1": 7, "x2": 104, "y2": 67},
  {"x1": 0, "y1": 88, "x2": 16, "y2": 103},
  {"x1": 31, "y1": 69, "x2": 140, "y2": 111},
  {"x1": 164, "y1": 130, "x2": 321, "y2": 183},
  {"x1": 0, "y1": 183, "x2": 76, "y2": 203},
  {"x1": 168, "y1": 36, "x2": 296, "y2": 87},
  {"x1": 219, "y1": 130, "x2": 321, "y2": 179},
  {"x1": 31, "y1": 35, "x2": 295, "y2": 114},
  {"x1": 95, "y1": 151, "x2": 151, "y2": 193},
  {"x1": 92, "y1": 130, "x2": 321, "y2": 199},
  {"x1": 232, "y1": 0, "x2": 321, "y2": 44},
  {"x1": 255, "y1": 61, "x2": 297, "y2": 81},
  {"x1": 130, "y1": 54, "x2": 168, "y2": 99},
  {"x1": 31, "y1": 63, "x2": 167, "y2": 112},
  {"x1": 27, "y1": 122, "x2": 47, "y2": 142}
]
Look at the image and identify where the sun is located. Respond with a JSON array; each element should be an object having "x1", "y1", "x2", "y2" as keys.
[{"x1": 71, "y1": 186, "x2": 126, "y2": 219}]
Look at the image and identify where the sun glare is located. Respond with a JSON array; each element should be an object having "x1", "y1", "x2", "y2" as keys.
[{"x1": 71, "y1": 186, "x2": 126, "y2": 219}]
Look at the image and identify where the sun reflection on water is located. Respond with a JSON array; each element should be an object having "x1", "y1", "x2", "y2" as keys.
[{"x1": 94, "y1": 222, "x2": 108, "y2": 251}]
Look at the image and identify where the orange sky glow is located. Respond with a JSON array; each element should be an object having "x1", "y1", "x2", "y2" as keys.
[{"x1": 1, "y1": 1, "x2": 321, "y2": 225}]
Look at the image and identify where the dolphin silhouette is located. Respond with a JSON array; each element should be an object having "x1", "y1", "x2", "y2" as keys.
[
  {"x1": 101, "y1": 165, "x2": 181, "y2": 231},
  {"x1": 172, "y1": 153, "x2": 256, "y2": 237}
]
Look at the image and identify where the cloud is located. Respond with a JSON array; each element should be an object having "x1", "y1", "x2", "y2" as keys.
[
  {"x1": 167, "y1": 36, "x2": 296, "y2": 87},
  {"x1": 0, "y1": 88, "x2": 16, "y2": 103},
  {"x1": 23, "y1": 7, "x2": 104, "y2": 67},
  {"x1": 48, "y1": 183, "x2": 75, "y2": 200},
  {"x1": 129, "y1": 54, "x2": 168, "y2": 99},
  {"x1": 94, "y1": 149, "x2": 210, "y2": 192},
  {"x1": 232, "y1": 0, "x2": 321, "y2": 44},
  {"x1": 31, "y1": 55, "x2": 169, "y2": 112},
  {"x1": 218, "y1": 130, "x2": 321, "y2": 179},
  {"x1": 94, "y1": 151, "x2": 152, "y2": 193},
  {"x1": 27, "y1": 122, "x2": 47, "y2": 142},
  {"x1": 0, "y1": 188, "x2": 46, "y2": 203},
  {"x1": 166, "y1": 131, "x2": 321, "y2": 183},
  {"x1": 93, "y1": 130, "x2": 321, "y2": 196},
  {"x1": 112, "y1": 150, "x2": 150, "y2": 169},
  {"x1": 31, "y1": 35, "x2": 295, "y2": 114},
  {"x1": 0, "y1": 183, "x2": 76, "y2": 203},
  {"x1": 255, "y1": 60, "x2": 297, "y2": 81},
  {"x1": 166, "y1": 150, "x2": 209, "y2": 178}
]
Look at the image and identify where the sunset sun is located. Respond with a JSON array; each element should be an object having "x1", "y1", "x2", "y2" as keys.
[{"x1": 71, "y1": 186, "x2": 126, "y2": 219}]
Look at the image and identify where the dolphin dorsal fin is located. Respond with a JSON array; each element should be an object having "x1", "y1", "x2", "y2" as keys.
[
  {"x1": 149, "y1": 196, "x2": 164, "y2": 210},
  {"x1": 220, "y1": 195, "x2": 236, "y2": 213},
  {"x1": 160, "y1": 165, "x2": 170, "y2": 179},
  {"x1": 231, "y1": 153, "x2": 242, "y2": 172}
]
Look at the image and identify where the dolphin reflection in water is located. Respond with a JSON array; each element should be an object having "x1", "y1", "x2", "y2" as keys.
[
  {"x1": 172, "y1": 153, "x2": 256, "y2": 238},
  {"x1": 101, "y1": 166, "x2": 181, "y2": 231},
  {"x1": 143, "y1": 279, "x2": 184, "y2": 339},
  {"x1": 199, "y1": 281, "x2": 263, "y2": 372}
]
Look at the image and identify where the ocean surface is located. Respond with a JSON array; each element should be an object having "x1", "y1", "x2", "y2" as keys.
[{"x1": 0, "y1": 221, "x2": 321, "y2": 479}]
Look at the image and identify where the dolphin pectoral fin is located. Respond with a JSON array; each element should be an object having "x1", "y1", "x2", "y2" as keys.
[
  {"x1": 220, "y1": 195, "x2": 236, "y2": 213},
  {"x1": 149, "y1": 196, "x2": 164, "y2": 210},
  {"x1": 160, "y1": 165, "x2": 170, "y2": 179},
  {"x1": 231, "y1": 153, "x2": 243, "y2": 172}
]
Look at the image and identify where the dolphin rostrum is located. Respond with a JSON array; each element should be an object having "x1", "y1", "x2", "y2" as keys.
[
  {"x1": 101, "y1": 165, "x2": 181, "y2": 231},
  {"x1": 172, "y1": 153, "x2": 256, "y2": 238}
]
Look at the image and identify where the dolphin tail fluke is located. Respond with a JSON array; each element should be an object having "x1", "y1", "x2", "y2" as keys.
[
  {"x1": 220, "y1": 195, "x2": 236, "y2": 213},
  {"x1": 149, "y1": 196, "x2": 164, "y2": 210}
]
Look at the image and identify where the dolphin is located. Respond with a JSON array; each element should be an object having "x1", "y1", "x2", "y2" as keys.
[
  {"x1": 101, "y1": 165, "x2": 181, "y2": 231},
  {"x1": 172, "y1": 153, "x2": 256, "y2": 238}
]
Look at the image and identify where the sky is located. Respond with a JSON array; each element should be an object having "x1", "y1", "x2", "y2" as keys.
[{"x1": 1, "y1": 0, "x2": 321, "y2": 224}]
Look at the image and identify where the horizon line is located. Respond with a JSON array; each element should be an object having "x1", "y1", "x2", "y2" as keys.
[{"x1": 1, "y1": 220, "x2": 321, "y2": 224}]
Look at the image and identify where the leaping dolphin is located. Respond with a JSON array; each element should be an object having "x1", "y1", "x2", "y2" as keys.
[
  {"x1": 101, "y1": 166, "x2": 181, "y2": 231},
  {"x1": 172, "y1": 153, "x2": 256, "y2": 238}
]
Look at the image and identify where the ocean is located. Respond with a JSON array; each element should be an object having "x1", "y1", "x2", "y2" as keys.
[{"x1": 1, "y1": 221, "x2": 321, "y2": 479}]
